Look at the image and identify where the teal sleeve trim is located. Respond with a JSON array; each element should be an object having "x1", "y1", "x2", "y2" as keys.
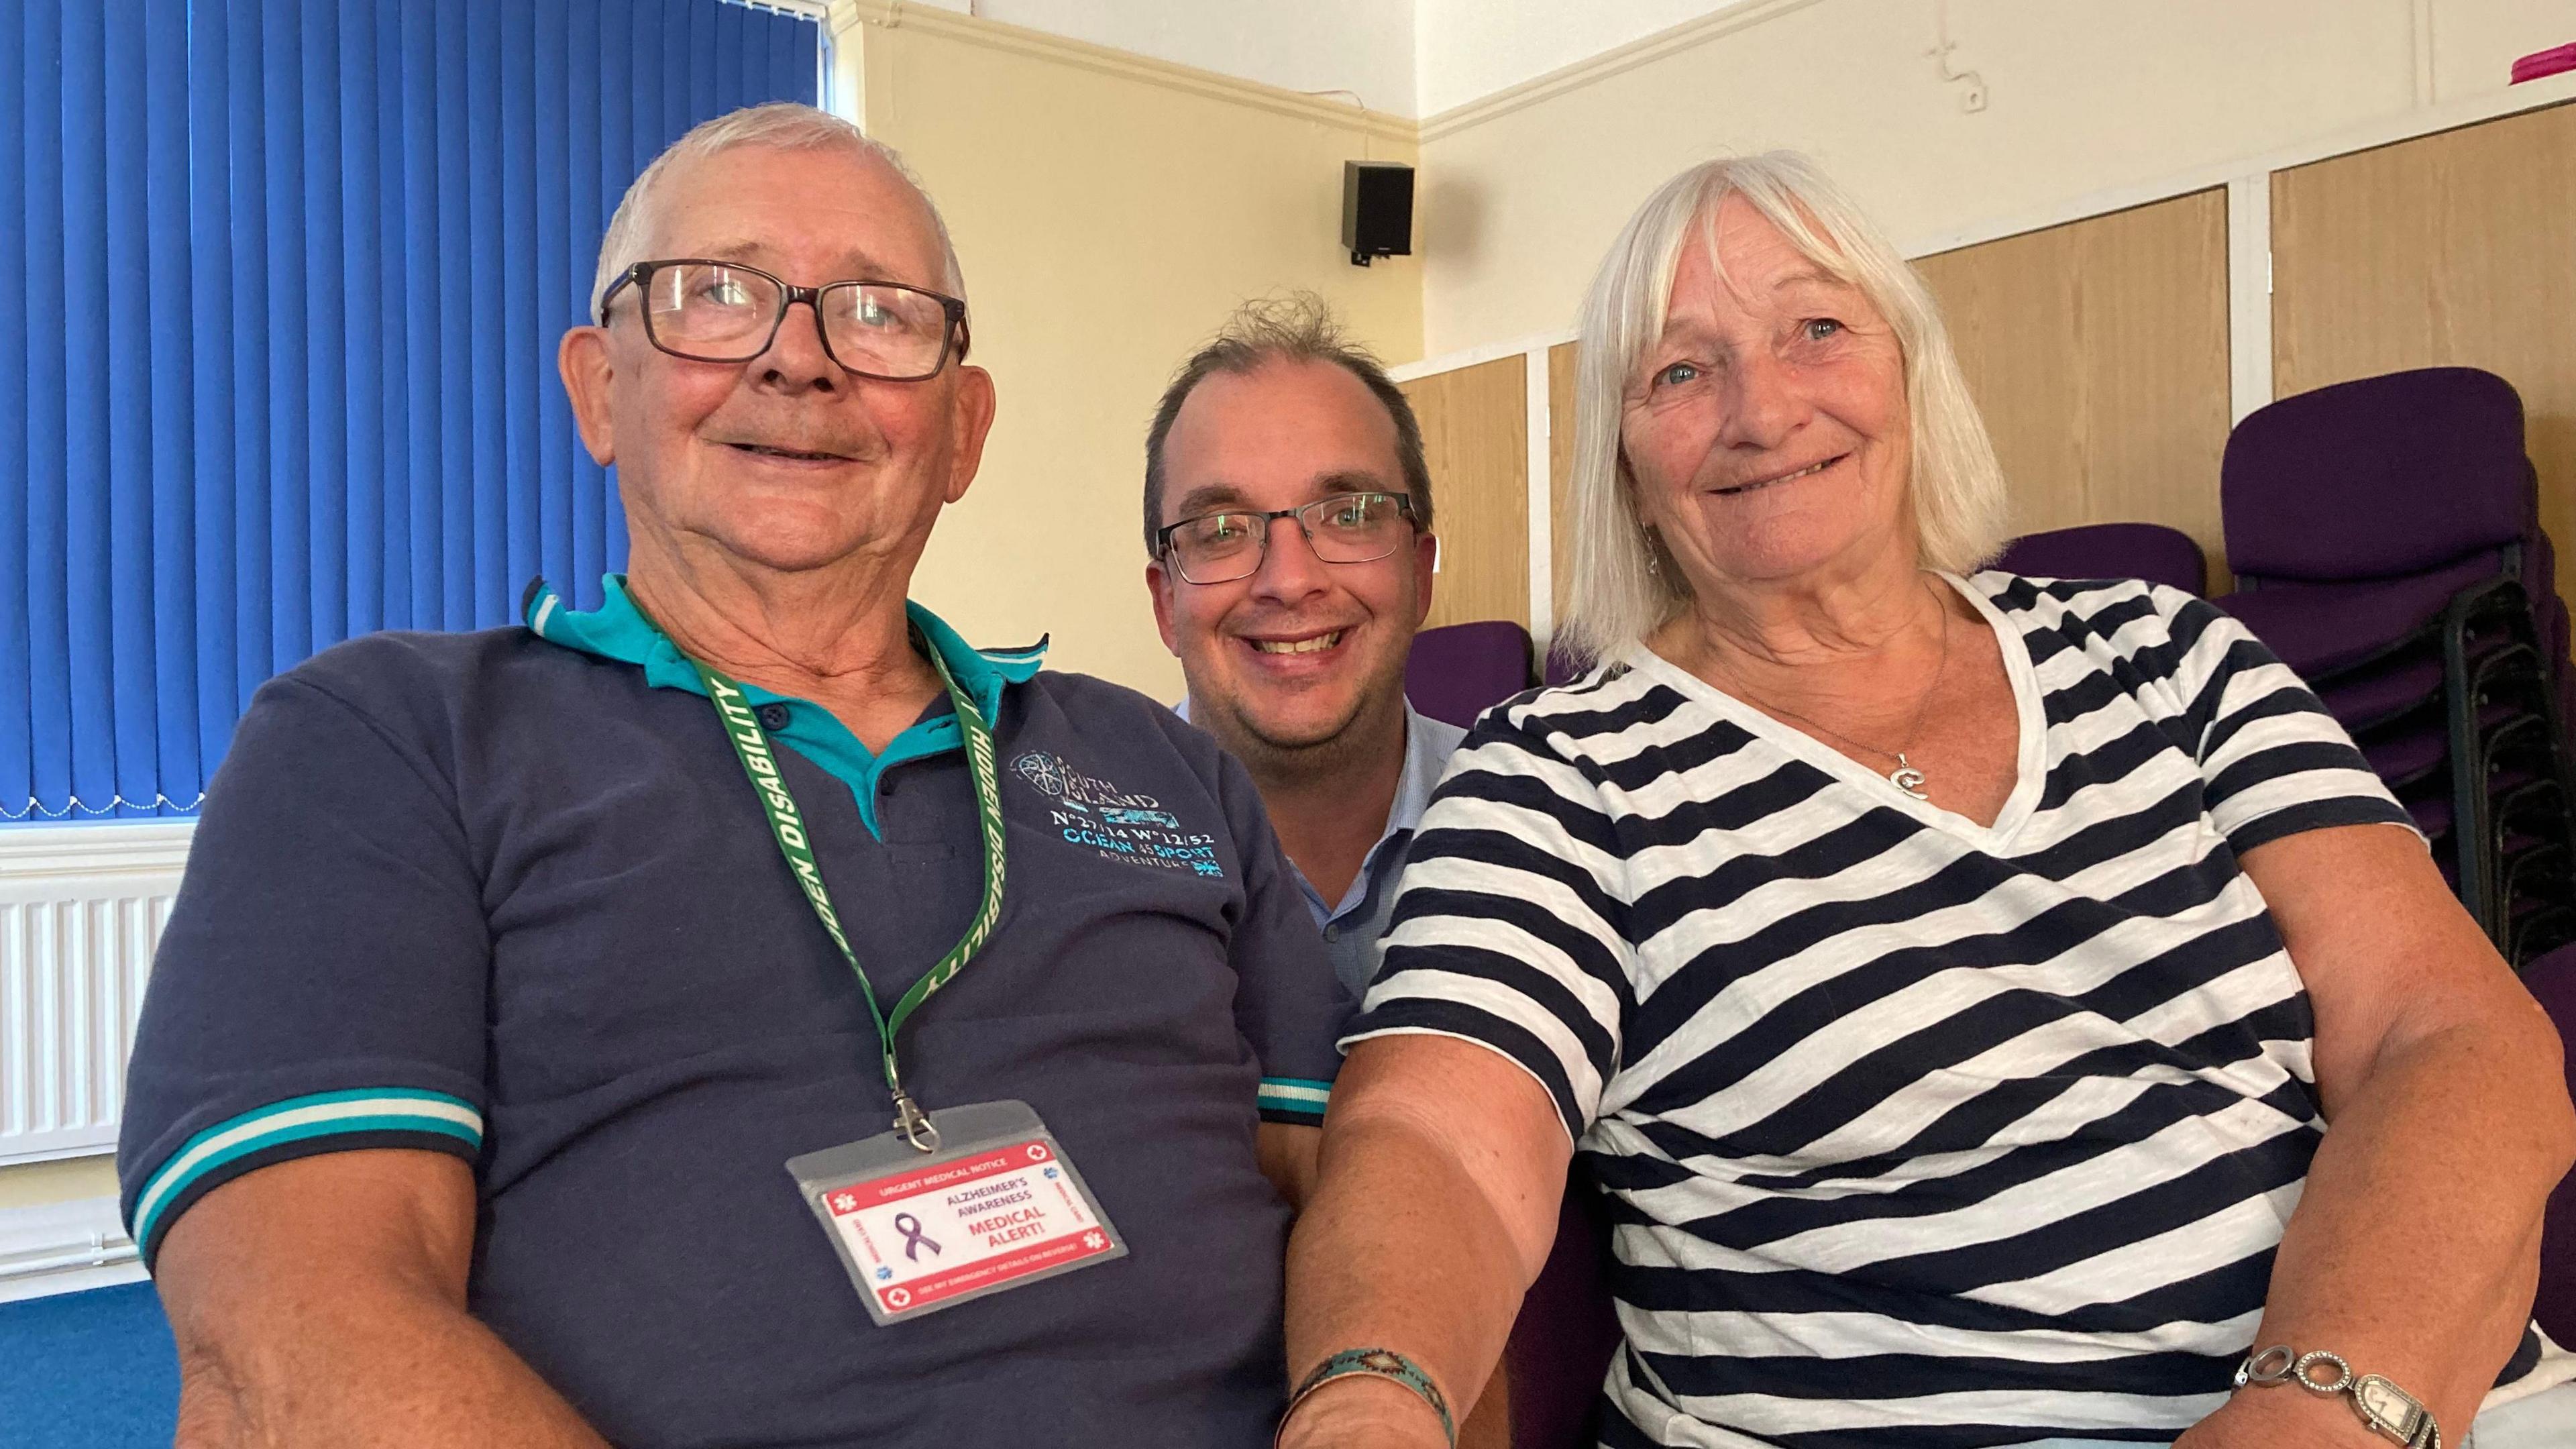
[
  {"x1": 130, "y1": 1088, "x2": 484, "y2": 1263},
  {"x1": 1256, "y1": 1077, "x2": 1333, "y2": 1124}
]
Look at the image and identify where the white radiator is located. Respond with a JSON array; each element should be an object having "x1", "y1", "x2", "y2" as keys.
[{"x1": 0, "y1": 824, "x2": 192, "y2": 1166}]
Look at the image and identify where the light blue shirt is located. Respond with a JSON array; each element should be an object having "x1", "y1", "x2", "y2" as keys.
[{"x1": 1174, "y1": 697, "x2": 1468, "y2": 998}]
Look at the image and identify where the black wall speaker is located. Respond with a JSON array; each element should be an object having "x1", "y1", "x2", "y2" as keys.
[{"x1": 1342, "y1": 161, "x2": 1413, "y2": 267}]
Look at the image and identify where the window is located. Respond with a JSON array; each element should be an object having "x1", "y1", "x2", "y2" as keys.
[{"x1": 1, "y1": 0, "x2": 822, "y2": 820}]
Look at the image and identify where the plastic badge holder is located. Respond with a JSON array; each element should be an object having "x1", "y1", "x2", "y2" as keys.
[{"x1": 788, "y1": 1099, "x2": 1127, "y2": 1324}]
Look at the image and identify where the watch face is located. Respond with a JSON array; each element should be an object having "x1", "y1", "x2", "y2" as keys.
[{"x1": 2353, "y1": 1375, "x2": 2426, "y2": 1433}]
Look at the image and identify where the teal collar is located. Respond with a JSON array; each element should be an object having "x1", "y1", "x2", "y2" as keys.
[
  {"x1": 523, "y1": 574, "x2": 1041, "y2": 725},
  {"x1": 522, "y1": 574, "x2": 1044, "y2": 838}
]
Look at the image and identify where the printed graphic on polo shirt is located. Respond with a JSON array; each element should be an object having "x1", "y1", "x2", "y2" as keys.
[{"x1": 1011, "y1": 749, "x2": 1225, "y2": 878}]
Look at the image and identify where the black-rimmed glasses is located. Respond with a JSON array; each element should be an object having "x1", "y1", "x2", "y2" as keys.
[
  {"x1": 597, "y1": 259, "x2": 970, "y2": 382},
  {"x1": 1155, "y1": 492, "x2": 1420, "y2": 584}
]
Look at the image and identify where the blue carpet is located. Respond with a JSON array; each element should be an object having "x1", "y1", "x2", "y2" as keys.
[{"x1": 0, "y1": 1283, "x2": 180, "y2": 1448}]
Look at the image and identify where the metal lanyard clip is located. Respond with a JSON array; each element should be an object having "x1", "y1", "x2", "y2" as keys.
[{"x1": 890, "y1": 1087, "x2": 943, "y2": 1154}]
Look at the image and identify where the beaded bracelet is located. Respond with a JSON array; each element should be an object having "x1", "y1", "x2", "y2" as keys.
[{"x1": 1276, "y1": 1347, "x2": 1456, "y2": 1448}]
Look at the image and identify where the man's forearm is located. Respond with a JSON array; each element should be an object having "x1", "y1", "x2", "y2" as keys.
[
  {"x1": 155, "y1": 1152, "x2": 607, "y2": 1449},
  {"x1": 173, "y1": 1275, "x2": 610, "y2": 1449},
  {"x1": 2237, "y1": 1020, "x2": 2573, "y2": 1436}
]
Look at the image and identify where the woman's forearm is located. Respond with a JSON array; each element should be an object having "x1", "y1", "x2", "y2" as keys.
[
  {"x1": 1281, "y1": 1038, "x2": 1570, "y2": 1448},
  {"x1": 2246, "y1": 1015, "x2": 2572, "y2": 1435},
  {"x1": 2216, "y1": 824, "x2": 2576, "y2": 1441},
  {"x1": 1283, "y1": 1118, "x2": 1525, "y2": 1444}
]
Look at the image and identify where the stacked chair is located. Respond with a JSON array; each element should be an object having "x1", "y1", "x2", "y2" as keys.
[
  {"x1": 2218, "y1": 368, "x2": 2576, "y2": 965},
  {"x1": 1405, "y1": 620, "x2": 1537, "y2": 730},
  {"x1": 1994, "y1": 521, "x2": 2210, "y2": 596}
]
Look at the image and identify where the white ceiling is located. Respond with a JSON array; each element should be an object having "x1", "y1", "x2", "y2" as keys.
[{"x1": 902, "y1": 0, "x2": 1758, "y2": 119}]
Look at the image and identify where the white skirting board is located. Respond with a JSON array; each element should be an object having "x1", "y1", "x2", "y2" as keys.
[{"x1": 0, "y1": 1193, "x2": 145, "y2": 1303}]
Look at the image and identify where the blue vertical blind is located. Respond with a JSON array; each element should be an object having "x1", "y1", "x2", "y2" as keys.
[{"x1": 2, "y1": 0, "x2": 820, "y2": 820}]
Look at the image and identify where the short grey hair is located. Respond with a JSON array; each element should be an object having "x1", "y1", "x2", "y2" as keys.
[
  {"x1": 590, "y1": 101, "x2": 966, "y2": 321},
  {"x1": 1556, "y1": 151, "x2": 2008, "y2": 666}
]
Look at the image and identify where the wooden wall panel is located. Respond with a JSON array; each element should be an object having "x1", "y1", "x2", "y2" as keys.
[
  {"x1": 1548, "y1": 341, "x2": 1580, "y2": 627},
  {"x1": 1401, "y1": 354, "x2": 1530, "y2": 629},
  {"x1": 2272, "y1": 101, "x2": 2576, "y2": 612},
  {"x1": 1915, "y1": 189, "x2": 2235, "y2": 588}
]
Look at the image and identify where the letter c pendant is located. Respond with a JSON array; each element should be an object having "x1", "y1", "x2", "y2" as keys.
[{"x1": 1888, "y1": 753, "x2": 1929, "y2": 802}]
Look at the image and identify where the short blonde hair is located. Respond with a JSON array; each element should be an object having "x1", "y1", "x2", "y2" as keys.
[
  {"x1": 590, "y1": 101, "x2": 965, "y2": 321},
  {"x1": 1556, "y1": 152, "x2": 2007, "y2": 666}
]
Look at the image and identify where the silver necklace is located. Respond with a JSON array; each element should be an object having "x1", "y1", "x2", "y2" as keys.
[{"x1": 1731, "y1": 584, "x2": 1950, "y2": 802}]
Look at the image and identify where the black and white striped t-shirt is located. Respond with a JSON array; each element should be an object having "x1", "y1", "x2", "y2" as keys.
[{"x1": 1350, "y1": 574, "x2": 2572, "y2": 1448}]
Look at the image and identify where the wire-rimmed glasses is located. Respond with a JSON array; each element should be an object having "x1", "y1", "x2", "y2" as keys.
[
  {"x1": 1155, "y1": 491, "x2": 1420, "y2": 584},
  {"x1": 596, "y1": 259, "x2": 969, "y2": 382}
]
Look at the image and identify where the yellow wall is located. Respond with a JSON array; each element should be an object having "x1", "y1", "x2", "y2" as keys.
[
  {"x1": 835, "y1": 2, "x2": 1424, "y2": 698},
  {"x1": 0, "y1": 1155, "x2": 118, "y2": 1212},
  {"x1": 1415, "y1": 0, "x2": 2575, "y2": 354}
]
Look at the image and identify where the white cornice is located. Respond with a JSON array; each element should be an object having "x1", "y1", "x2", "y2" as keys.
[
  {"x1": 1418, "y1": 0, "x2": 1831, "y2": 144},
  {"x1": 829, "y1": 0, "x2": 1418, "y2": 146}
]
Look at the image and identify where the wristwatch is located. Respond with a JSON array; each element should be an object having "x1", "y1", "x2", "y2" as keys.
[{"x1": 2234, "y1": 1345, "x2": 2440, "y2": 1449}]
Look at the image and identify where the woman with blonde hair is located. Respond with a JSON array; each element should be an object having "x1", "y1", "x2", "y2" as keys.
[{"x1": 1275, "y1": 153, "x2": 2576, "y2": 1448}]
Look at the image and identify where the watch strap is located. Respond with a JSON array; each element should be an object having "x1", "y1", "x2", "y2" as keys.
[{"x1": 2234, "y1": 1345, "x2": 2440, "y2": 1449}]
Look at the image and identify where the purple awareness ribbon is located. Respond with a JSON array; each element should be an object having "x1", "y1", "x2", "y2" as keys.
[{"x1": 894, "y1": 1212, "x2": 942, "y2": 1262}]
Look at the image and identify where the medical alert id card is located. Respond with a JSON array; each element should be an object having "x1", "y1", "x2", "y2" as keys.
[{"x1": 787, "y1": 1100, "x2": 1126, "y2": 1324}]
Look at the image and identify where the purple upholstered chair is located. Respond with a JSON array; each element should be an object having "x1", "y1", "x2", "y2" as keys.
[
  {"x1": 1502, "y1": 1177, "x2": 1622, "y2": 1449},
  {"x1": 1401, "y1": 624, "x2": 1621, "y2": 1442},
  {"x1": 2219, "y1": 367, "x2": 2568, "y2": 708},
  {"x1": 1994, "y1": 522, "x2": 2209, "y2": 596},
  {"x1": 1406, "y1": 621, "x2": 1536, "y2": 731},
  {"x1": 2218, "y1": 369, "x2": 2576, "y2": 958},
  {"x1": 2522, "y1": 943, "x2": 2576, "y2": 1346}
]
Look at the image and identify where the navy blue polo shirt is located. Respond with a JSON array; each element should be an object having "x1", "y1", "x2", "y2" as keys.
[{"x1": 117, "y1": 576, "x2": 1350, "y2": 1447}]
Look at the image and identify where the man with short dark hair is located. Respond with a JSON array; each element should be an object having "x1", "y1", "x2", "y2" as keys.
[
  {"x1": 119, "y1": 103, "x2": 1346, "y2": 1448},
  {"x1": 1142, "y1": 296, "x2": 1466, "y2": 1005},
  {"x1": 1144, "y1": 297, "x2": 1515, "y2": 1444}
]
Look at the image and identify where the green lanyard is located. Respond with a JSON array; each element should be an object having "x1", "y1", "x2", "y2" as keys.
[{"x1": 689, "y1": 638, "x2": 1008, "y2": 1153}]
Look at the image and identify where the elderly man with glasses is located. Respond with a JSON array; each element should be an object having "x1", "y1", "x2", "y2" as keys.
[{"x1": 117, "y1": 103, "x2": 1349, "y2": 1448}]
